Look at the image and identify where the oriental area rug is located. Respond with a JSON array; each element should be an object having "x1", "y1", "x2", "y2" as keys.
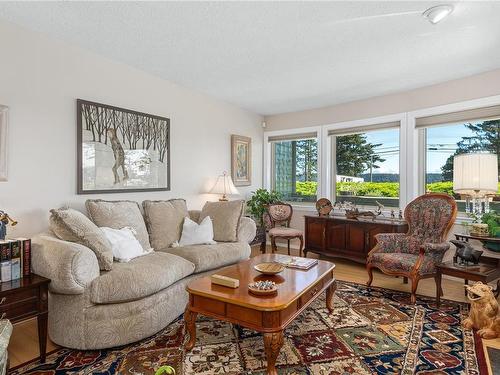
[{"x1": 12, "y1": 281, "x2": 487, "y2": 374}]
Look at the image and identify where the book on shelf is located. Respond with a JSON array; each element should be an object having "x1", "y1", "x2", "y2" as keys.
[
  {"x1": 0, "y1": 240, "x2": 11, "y2": 282},
  {"x1": 9, "y1": 239, "x2": 21, "y2": 280},
  {"x1": 16, "y1": 238, "x2": 31, "y2": 277},
  {"x1": 275, "y1": 255, "x2": 318, "y2": 270}
]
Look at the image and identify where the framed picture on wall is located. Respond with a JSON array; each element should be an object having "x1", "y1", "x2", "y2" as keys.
[
  {"x1": 0, "y1": 105, "x2": 8, "y2": 182},
  {"x1": 77, "y1": 99, "x2": 170, "y2": 194},
  {"x1": 231, "y1": 134, "x2": 251, "y2": 186}
]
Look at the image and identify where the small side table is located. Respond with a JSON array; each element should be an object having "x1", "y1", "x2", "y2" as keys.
[
  {"x1": 0, "y1": 274, "x2": 50, "y2": 362},
  {"x1": 435, "y1": 261, "x2": 500, "y2": 308}
]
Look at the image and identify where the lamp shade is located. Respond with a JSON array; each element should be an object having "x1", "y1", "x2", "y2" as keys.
[
  {"x1": 453, "y1": 153, "x2": 498, "y2": 195},
  {"x1": 208, "y1": 172, "x2": 239, "y2": 196}
]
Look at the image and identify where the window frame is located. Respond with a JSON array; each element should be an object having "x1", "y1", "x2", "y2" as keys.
[
  {"x1": 264, "y1": 126, "x2": 322, "y2": 205},
  {"x1": 322, "y1": 113, "x2": 407, "y2": 209}
]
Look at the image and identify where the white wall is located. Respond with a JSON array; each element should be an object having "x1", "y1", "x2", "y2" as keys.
[{"x1": 0, "y1": 20, "x2": 263, "y2": 237}]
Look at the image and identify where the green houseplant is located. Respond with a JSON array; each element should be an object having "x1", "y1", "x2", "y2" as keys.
[
  {"x1": 480, "y1": 211, "x2": 500, "y2": 252},
  {"x1": 246, "y1": 189, "x2": 282, "y2": 226}
]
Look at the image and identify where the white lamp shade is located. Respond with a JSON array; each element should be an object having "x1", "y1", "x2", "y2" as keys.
[
  {"x1": 208, "y1": 172, "x2": 240, "y2": 195},
  {"x1": 453, "y1": 153, "x2": 498, "y2": 195}
]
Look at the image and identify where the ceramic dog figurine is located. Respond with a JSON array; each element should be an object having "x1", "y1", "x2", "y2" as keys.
[
  {"x1": 451, "y1": 240, "x2": 483, "y2": 265},
  {"x1": 463, "y1": 282, "x2": 500, "y2": 339}
]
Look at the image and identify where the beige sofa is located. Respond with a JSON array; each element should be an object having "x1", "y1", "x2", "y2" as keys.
[{"x1": 32, "y1": 209, "x2": 256, "y2": 350}]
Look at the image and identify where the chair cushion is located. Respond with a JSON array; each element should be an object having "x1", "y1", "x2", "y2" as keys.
[
  {"x1": 200, "y1": 200, "x2": 244, "y2": 242},
  {"x1": 143, "y1": 199, "x2": 189, "y2": 250},
  {"x1": 86, "y1": 199, "x2": 151, "y2": 252},
  {"x1": 160, "y1": 242, "x2": 251, "y2": 273},
  {"x1": 49, "y1": 208, "x2": 113, "y2": 271},
  {"x1": 90, "y1": 252, "x2": 195, "y2": 304},
  {"x1": 370, "y1": 253, "x2": 436, "y2": 275},
  {"x1": 269, "y1": 227, "x2": 303, "y2": 237}
]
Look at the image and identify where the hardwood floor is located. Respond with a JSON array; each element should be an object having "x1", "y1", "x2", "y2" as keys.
[{"x1": 8, "y1": 244, "x2": 500, "y2": 373}]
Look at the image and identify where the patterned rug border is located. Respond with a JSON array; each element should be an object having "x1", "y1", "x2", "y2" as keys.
[{"x1": 11, "y1": 280, "x2": 489, "y2": 374}]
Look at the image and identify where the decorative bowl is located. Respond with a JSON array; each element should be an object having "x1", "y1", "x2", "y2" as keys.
[
  {"x1": 248, "y1": 281, "x2": 278, "y2": 296},
  {"x1": 254, "y1": 262, "x2": 285, "y2": 275}
]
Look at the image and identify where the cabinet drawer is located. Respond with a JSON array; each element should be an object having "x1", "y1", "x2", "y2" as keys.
[
  {"x1": 299, "y1": 279, "x2": 323, "y2": 308},
  {"x1": 0, "y1": 287, "x2": 38, "y2": 307},
  {"x1": 0, "y1": 299, "x2": 38, "y2": 321}
]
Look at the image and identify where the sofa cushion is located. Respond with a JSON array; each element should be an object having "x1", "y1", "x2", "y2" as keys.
[
  {"x1": 49, "y1": 208, "x2": 113, "y2": 271},
  {"x1": 160, "y1": 242, "x2": 251, "y2": 273},
  {"x1": 86, "y1": 199, "x2": 151, "y2": 251},
  {"x1": 200, "y1": 200, "x2": 244, "y2": 242},
  {"x1": 90, "y1": 252, "x2": 195, "y2": 304},
  {"x1": 143, "y1": 199, "x2": 188, "y2": 250}
]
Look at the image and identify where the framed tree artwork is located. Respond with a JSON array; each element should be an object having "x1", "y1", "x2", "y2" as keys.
[
  {"x1": 231, "y1": 134, "x2": 251, "y2": 186},
  {"x1": 0, "y1": 105, "x2": 8, "y2": 182},
  {"x1": 77, "y1": 99, "x2": 170, "y2": 194}
]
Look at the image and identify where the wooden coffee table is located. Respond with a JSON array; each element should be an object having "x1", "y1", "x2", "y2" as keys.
[{"x1": 184, "y1": 254, "x2": 336, "y2": 375}]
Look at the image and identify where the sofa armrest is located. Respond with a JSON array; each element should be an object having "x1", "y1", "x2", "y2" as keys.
[
  {"x1": 238, "y1": 217, "x2": 257, "y2": 244},
  {"x1": 32, "y1": 234, "x2": 100, "y2": 295}
]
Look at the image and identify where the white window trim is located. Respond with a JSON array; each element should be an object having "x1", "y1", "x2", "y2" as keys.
[
  {"x1": 407, "y1": 94, "x2": 500, "y2": 211},
  {"x1": 263, "y1": 126, "x2": 323, "y2": 206},
  {"x1": 263, "y1": 93, "x2": 500, "y2": 213},
  {"x1": 322, "y1": 113, "x2": 407, "y2": 208}
]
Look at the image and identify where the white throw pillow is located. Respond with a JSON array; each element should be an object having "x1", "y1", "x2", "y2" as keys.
[
  {"x1": 100, "y1": 227, "x2": 152, "y2": 262},
  {"x1": 178, "y1": 216, "x2": 216, "y2": 246}
]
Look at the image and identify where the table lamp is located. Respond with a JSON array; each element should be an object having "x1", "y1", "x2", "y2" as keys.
[
  {"x1": 453, "y1": 153, "x2": 498, "y2": 216},
  {"x1": 208, "y1": 171, "x2": 239, "y2": 201}
]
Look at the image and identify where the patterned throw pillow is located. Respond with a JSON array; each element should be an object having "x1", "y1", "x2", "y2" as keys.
[
  {"x1": 199, "y1": 200, "x2": 244, "y2": 242},
  {"x1": 142, "y1": 199, "x2": 189, "y2": 250},
  {"x1": 85, "y1": 199, "x2": 151, "y2": 251},
  {"x1": 49, "y1": 208, "x2": 113, "y2": 270}
]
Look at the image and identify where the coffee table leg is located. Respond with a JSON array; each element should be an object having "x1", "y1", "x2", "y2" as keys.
[
  {"x1": 184, "y1": 307, "x2": 197, "y2": 351},
  {"x1": 263, "y1": 331, "x2": 284, "y2": 375},
  {"x1": 326, "y1": 281, "x2": 337, "y2": 313}
]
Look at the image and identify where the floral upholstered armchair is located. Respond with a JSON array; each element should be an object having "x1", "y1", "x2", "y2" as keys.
[{"x1": 366, "y1": 193, "x2": 457, "y2": 304}]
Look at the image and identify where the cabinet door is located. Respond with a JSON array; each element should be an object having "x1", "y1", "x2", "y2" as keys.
[
  {"x1": 325, "y1": 222, "x2": 346, "y2": 252},
  {"x1": 305, "y1": 218, "x2": 324, "y2": 251},
  {"x1": 346, "y1": 224, "x2": 366, "y2": 254}
]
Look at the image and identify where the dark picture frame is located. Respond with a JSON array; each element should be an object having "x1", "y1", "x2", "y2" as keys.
[{"x1": 77, "y1": 99, "x2": 170, "y2": 194}]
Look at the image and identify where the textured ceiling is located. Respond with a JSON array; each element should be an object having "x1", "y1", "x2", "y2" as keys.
[{"x1": 1, "y1": 1, "x2": 500, "y2": 115}]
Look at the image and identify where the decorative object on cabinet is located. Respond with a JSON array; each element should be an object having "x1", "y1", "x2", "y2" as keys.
[
  {"x1": 0, "y1": 106, "x2": 8, "y2": 182},
  {"x1": 463, "y1": 282, "x2": 500, "y2": 339},
  {"x1": 471, "y1": 223, "x2": 489, "y2": 237},
  {"x1": 334, "y1": 201, "x2": 381, "y2": 220},
  {"x1": 231, "y1": 134, "x2": 251, "y2": 187},
  {"x1": 315, "y1": 198, "x2": 333, "y2": 216},
  {"x1": 366, "y1": 193, "x2": 457, "y2": 304},
  {"x1": 77, "y1": 99, "x2": 170, "y2": 194},
  {"x1": 267, "y1": 203, "x2": 304, "y2": 256},
  {"x1": 304, "y1": 214, "x2": 407, "y2": 263},
  {"x1": 450, "y1": 240, "x2": 483, "y2": 265},
  {"x1": 208, "y1": 171, "x2": 239, "y2": 201},
  {"x1": 0, "y1": 210, "x2": 17, "y2": 240}
]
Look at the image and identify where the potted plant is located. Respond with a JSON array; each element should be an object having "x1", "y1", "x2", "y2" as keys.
[
  {"x1": 481, "y1": 211, "x2": 500, "y2": 251},
  {"x1": 246, "y1": 189, "x2": 282, "y2": 226}
]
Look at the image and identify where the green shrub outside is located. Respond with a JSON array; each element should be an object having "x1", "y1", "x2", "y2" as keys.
[{"x1": 295, "y1": 181, "x2": 500, "y2": 198}]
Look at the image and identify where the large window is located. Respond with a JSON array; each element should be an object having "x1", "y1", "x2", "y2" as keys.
[
  {"x1": 422, "y1": 118, "x2": 500, "y2": 211},
  {"x1": 271, "y1": 136, "x2": 318, "y2": 203},
  {"x1": 332, "y1": 127, "x2": 400, "y2": 208}
]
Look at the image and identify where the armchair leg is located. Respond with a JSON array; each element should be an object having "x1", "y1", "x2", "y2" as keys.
[
  {"x1": 271, "y1": 236, "x2": 277, "y2": 253},
  {"x1": 410, "y1": 277, "x2": 420, "y2": 304},
  {"x1": 299, "y1": 235, "x2": 304, "y2": 257},
  {"x1": 287, "y1": 239, "x2": 290, "y2": 255},
  {"x1": 366, "y1": 264, "x2": 374, "y2": 287}
]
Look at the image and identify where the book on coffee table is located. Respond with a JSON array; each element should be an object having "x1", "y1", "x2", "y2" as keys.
[{"x1": 275, "y1": 255, "x2": 318, "y2": 270}]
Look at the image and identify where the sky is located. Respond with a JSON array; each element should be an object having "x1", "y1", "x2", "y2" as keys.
[{"x1": 363, "y1": 124, "x2": 474, "y2": 175}]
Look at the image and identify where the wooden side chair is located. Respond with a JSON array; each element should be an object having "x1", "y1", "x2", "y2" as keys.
[
  {"x1": 266, "y1": 203, "x2": 304, "y2": 256},
  {"x1": 366, "y1": 193, "x2": 457, "y2": 304}
]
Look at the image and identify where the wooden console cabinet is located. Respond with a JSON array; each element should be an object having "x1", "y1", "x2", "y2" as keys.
[{"x1": 304, "y1": 215, "x2": 408, "y2": 263}]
